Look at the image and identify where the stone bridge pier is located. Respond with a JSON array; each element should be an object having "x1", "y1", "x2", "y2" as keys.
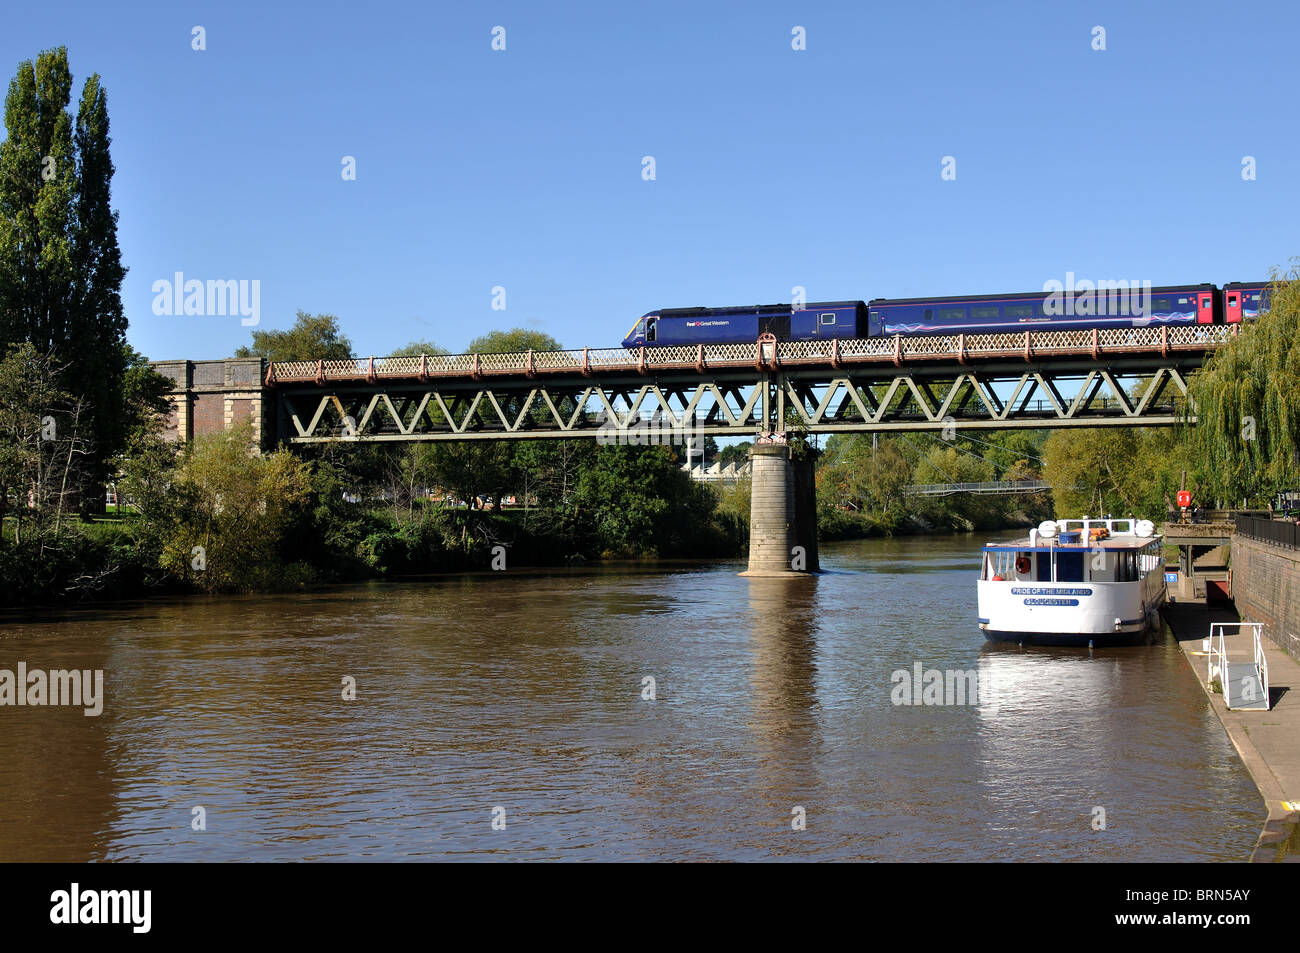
[{"x1": 742, "y1": 441, "x2": 819, "y2": 576}]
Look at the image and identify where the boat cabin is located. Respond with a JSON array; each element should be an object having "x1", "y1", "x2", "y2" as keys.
[{"x1": 980, "y1": 518, "x2": 1163, "y2": 585}]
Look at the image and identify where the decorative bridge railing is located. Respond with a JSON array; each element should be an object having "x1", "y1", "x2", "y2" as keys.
[{"x1": 266, "y1": 325, "x2": 1235, "y2": 385}]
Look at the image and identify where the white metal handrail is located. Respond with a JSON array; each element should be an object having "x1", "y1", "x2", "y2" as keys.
[{"x1": 1207, "y1": 622, "x2": 1270, "y2": 710}]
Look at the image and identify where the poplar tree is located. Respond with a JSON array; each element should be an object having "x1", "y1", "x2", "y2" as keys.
[
  {"x1": 71, "y1": 71, "x2": 129, "y2": 482},
  {"x1": 0, "y1": 48, "x2": 77, "y2": 352},
  {"x1": 0, "y1": 47, "x2": 128, "y2": 506}
]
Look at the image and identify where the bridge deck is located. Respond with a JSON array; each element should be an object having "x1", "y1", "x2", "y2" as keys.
[{"x1": 266, "y1": 325, "x2": 1234, "y2": 385}]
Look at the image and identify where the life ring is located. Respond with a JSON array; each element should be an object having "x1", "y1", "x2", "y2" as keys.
[{"x1": 1015, "y1": 555, "x2": 1031, "y2": 575}]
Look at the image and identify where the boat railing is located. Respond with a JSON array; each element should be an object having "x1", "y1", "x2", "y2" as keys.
[{"x1": 1207, "y1": 622, "x2": 1270, "y2": 711}]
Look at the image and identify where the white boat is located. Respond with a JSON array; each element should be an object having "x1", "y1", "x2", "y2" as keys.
[{"x1": 977, "y1": 517, "x2": 1166, "y2": 646}]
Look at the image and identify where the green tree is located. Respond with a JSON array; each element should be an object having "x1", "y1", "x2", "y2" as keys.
[
  {"x1": 118, "y1": 346, "x2": 174, "y2": 447},
  {"x1": 234, "y1": 311, "x2": 353, "y2": 362},
  {"x1": 113, "y1": 347, "x2": 179, "y2": 517},
  {"x1": 388, "y1": 339, "x2": 449, "y2": 357},
  {"x1": 0, "y1": 344, "x2": 67, "y2": 541},
  {"x1": 0, "y1": 48, "x2": 128, "y2": 504},
  {"x1": 423, "y1": 328, "x2": 562, "y2": 510},
  {"x1": 468, "y1": 328, "x2": 562, "y2": 353},
  {"x1": 1188, "y1": 268, "x2": 1300, "y2": 503},
  {"x1": 717, "y1": 440, "x2": 752, "y2": 467},
  {"x1": 157, "y1": 421, "x2": 313, "y2": 592},
  {"x1": 0, "y1": 50, "x2": 76, "y2": 365},
  {"x1": 1043, "y1": 427, "x2": 1142, "y2": 516},
  {"x1": 69, "y1": 70, "x2": 128, "y2": 492},
  {"x1": 573, "y1": 444, "x2": 719, "y2": 556},
  {"x1": 910, "y1": 443, "x2": 1000, "y2": 530},
  {"x1": 817, "y1": 434, "x2": 909, "y2": 515}
]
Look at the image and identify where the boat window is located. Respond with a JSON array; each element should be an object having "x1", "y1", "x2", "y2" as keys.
[
  {"x1": 1036, "y1": 552, "x2": 1051, "y2": 581},
  {"x1": 1056, "y1": 551, "x2": 1084, "y2": 582}
]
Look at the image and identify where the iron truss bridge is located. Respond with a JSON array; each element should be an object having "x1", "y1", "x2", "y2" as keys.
[{"x1": 267, "y1": 325, "x2": 1233, "y2": 443}]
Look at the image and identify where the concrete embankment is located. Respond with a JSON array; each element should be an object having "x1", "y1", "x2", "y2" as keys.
[{"x1": 1162, "y1": 600, "x2": 1300, "y2": 862}]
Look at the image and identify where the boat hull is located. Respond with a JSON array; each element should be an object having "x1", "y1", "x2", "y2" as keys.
[{"x1": 980, "y1": 618, "x2": 1161, "y2": 648}]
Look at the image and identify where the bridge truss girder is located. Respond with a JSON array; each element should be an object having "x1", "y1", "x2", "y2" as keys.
[{"x1": 274, "y1": 359, "x2": 1198, "y2": 443}]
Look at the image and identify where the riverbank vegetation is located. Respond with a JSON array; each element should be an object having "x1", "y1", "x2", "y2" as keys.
[
  {"x1": 2, "y1": 317, "x2": 747, "y2": 604},
  {"x1": 810, "y1": 429, "x2": 1052, "y2": 537}
]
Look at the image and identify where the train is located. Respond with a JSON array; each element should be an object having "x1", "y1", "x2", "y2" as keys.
[{"x1": 620, "y1": 281, "x2": 1273, "y2": 348}]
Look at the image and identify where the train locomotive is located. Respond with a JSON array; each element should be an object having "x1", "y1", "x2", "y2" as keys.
[{"x1": 620, "y1": 281, "x2": 1273, "y2": 348}]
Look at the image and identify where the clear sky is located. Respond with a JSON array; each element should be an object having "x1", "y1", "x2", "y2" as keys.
[{"x1": 3, "y1": 0, "x2": 1297, "y2": 361}]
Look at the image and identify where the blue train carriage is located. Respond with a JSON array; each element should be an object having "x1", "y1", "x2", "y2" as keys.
[
  {"x1": 1222, "y1": 281, "x2": 1272, "y2": 324},
  {"x1": 622, "y1": 301, "x2": 868, "y2": 347},
  {"x1": 865, "y1": 283, "x2": 1216, "y2": 337}
]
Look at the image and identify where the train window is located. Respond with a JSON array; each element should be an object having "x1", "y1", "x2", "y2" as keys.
[
  {"x1": 938, "y1": 307, "x2": 966, "y2": 322},
  {"x1": 1152, "y1": 297, "x2": 1171, "y2": 311},
  {"x1": 971, "y1": 306, "x2": 998, "y2": 320},
  {"x1": 1005, "y1": 304, "x2": 1033, "y2": 318},
  {"x1": 1228, "y1": 295, "x2": 1238, "y2": 306},
  {"x1": 870, "y1": 310, "x2": 881, "y2": 321},
  {"x1": 820, "y1": 313, "x2": 836, "y2": 325},
  {"x1": 646, "y1": 318, "x2": 657, "y2": 342},
  {"x1": 924, "y1": 309, "x2": 933, "y2": 321}
]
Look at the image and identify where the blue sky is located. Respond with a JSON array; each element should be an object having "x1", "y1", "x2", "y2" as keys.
[{"x1": 3, "y1": 0, "x2": 1297, "y2": 360}]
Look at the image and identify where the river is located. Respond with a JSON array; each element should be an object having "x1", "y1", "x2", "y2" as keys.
[{"x1": 0, "y1": 533, "x2": 1263, "y2": 861}]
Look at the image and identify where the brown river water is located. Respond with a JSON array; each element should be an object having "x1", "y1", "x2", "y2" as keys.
[{"x1": 0, "y1": 534, "x2": 1263, "y2": 861}]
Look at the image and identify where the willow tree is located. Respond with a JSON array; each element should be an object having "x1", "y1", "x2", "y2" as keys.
[{"x1": 1188, "y1": 266, "x2": 1300, "y2": 504}]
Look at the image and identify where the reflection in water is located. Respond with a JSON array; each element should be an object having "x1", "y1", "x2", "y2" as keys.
[
  {"x1": 744, "y1": 576, "x2": 820, "y2": 856},
  {"x1": 0, "y1": 539, "x2": 1263, "y2": 861}
]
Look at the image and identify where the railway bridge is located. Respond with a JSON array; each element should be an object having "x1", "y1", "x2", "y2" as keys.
[{"x1": 155, "y1": 324, "x2": 1236, "y2": 575}]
